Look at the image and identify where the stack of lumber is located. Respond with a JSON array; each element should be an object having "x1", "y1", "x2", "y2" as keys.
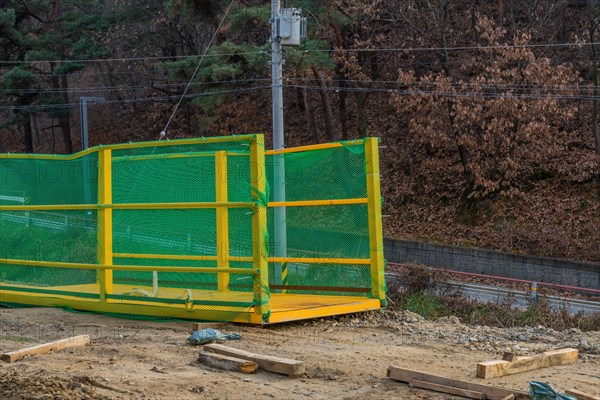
[
  {"x1": 198, "y1": 343, "x2": 305, "y2": 376},
  {"x1": 565, "y1": 389, "x2": 600, "y2": 400},
  {"x1": 476, "y1": 348, "x2": 579, "y2": 379},
  {"x1": 387, "y1": 366, "x2": 531, "y2": 400},
  {"x1": 1, "y1": 335, "x2": 90, "y2": 363}
]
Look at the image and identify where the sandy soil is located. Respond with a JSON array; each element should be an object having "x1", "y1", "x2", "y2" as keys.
[{"x1": 0, "y1": 307, "x2": 598, "y2": 400}]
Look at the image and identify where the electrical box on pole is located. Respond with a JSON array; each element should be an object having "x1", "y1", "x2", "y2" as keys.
[{"x1": 277, "y1": 8, "x2": 307, "y2": 46}]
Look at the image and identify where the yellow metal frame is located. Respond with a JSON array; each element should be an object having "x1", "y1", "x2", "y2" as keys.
[
  {"x1": 0, "y1": 134, "x2": 386, "y2": 324},
  {"x1": 0, "y1": 134, "x2": 256, "y2": 160},
  {"x1": 250, "y1": 135, "x2": 270, "y2": 321},
  {"x1": 365, "y1": 138, "x2": 387, "y2": 305},
  {"x1": 215, "y1": 151, "x2": 230, "y2": 292},
  {"x1": 97, "y1": 149, "x2": 113, "y2": 301}
]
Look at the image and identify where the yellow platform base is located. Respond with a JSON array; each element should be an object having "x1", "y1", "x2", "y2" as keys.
[{"x1": 0, "y1": 282, "x2": 381, "y2": 324}]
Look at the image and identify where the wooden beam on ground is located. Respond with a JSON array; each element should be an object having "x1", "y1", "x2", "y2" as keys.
[
  {"x1": 387, "y1": 366, "x2": 530, "y2": 400},
  {"x1": 198, "y1": 351, "x2": 257, "y2": 374},
  {"x1": 476, "y1": 348, "x2": 579, "y2": 379},
  {"x1": 1, "y1": 335, "x2": 90, "y2": 363},
  {"x1": 203, "y1": 343, "x2": 305, "y2": 377},
  {"x1": 409, "y1": 379, "x2": 485, "y2": 399},
  {"x1": 565, "y1": 389, "x2": 600, "y2": 400},
  {"x1": 500, "y1": 395, "x2": 516, "y2": 400},
  {"x1": 191, "y1": 322, "x2": 226, "y2": 332}
]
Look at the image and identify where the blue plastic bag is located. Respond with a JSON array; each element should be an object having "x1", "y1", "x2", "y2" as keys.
[
  {"x1": 530, "y1": 382, "x2": 576, "y2": 400},
  {"x1": 187, "y1": 328, "x2": 242, "y2": 345}
]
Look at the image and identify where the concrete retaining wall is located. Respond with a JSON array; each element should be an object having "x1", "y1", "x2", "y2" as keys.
[{"x1": 384, "y1": 238, "x2": 600, "y2": 290}]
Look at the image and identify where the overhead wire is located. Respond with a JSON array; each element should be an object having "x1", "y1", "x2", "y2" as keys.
[
  {"x1": 2, "y1": 77, "x2": 592, "y2": 97},
  {"x1": 1, "y1": 78, "x2": 271, "y2": 95},
  {"x1": 1, "y1": 40, "x2": 597, "y2": 67},
  {"x1": 286, "y1": 84, "x2": 600, "y2": 101},
  {"x1": 160, "y1": 0, "x2": 237, "y2": 138},
  {"x1": 298, "y1": 41, "x2": 600, "y2": 53},
  {"x1": 0, "y1": 50, "x2": 267, "y2": 65},
  {"x1": 0, "y1": 86, "x2": 271, "y2": 111}
]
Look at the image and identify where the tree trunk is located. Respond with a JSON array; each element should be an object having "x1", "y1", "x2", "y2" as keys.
[
  {"x1": 302, "y1": 86, "x2": 318, "y2": 142},
  {"x1": 497, "y1": 0, "x2": 506, "y2": 26},
  {"x1": 332, "y1": 24, "x2": 349, "y2": 140},
  {"x1": 50, "y1": 64, "x2": 73, "y2": 153},
  {"x1": 446, "y1": 98, "x2": 474, "y2": 188},
  {"x1": 296, "y1": 86, "x2": 305, "y2": 112},
  {"x1": 589, "y1": 1, "x2": 600, "y2": 155},
  {"x1": 20, "y1": 111, "x2": 34, "y2": 153},
  {"x1": 339, "y1": 81, "x2": 349, "y2": 140},
  {"x1": 357, "y1": 89, "x2": 369, "y2": 138},
  {"x1": 593, "y1": 63, "x2": 600, "y2": 155},
  {"x1": 59, "y1": 73, "x2": 73, "y2": 153},
  {"x1": 311, "y1": 67, "x2": 336, "y2": 142},
  {"x1": 558, "y1": 0, "x2": 567, "y2": 42}
]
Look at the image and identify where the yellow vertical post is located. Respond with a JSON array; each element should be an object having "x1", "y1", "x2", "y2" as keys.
[
  {"x1": 249, "y1": 135, "x2": 270, "y2": 321},
  {"x1": 365, "y1": 137, "x2": 387, "y2": 306},
  {"x1": 97, "y1": 148, "x2": 113, "y2": 302},
  {"x1": 215, "y1": 151, "x2": 230, "y2": 291}
]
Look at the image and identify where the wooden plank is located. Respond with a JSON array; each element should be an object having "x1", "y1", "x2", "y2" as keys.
[
  {"x1": 198, "y1": 351, "x2": 257, "y2": 374},
  {"x1": 500, "y1": 395, "x2": 515, "y2": 400},
  {"x1": 476, "y1": 348, "x2": 579, "y2": 379},
  {"x1": 1, "y1": 335, "x2": 90, "y2": 363},
  {"x1": 387, "y1": 366, "x2": 530, "y2": 400},
  {"x1": 565, "y1": 389, "x2": 600, "y2": 400},
  {"x1": 409, "y1": 379, "x2": 486, "y2": 399},
  {"x1": 191, "y1": 322, "x2": 226, "y2": 332},
  {"x1": 203, "y1": 343, "x2": 305, "y2": 377}
]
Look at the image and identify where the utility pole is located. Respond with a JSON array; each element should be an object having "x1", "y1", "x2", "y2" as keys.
[
  {"x1": 80, "y1": 96, "x2": 105, "y2": 150},
  {"x1": 80, "y1": 96, "x2": 105, "y2": 225},
  {"x1": 271, "y1": 0, "x2": 286, "y2": 288}
]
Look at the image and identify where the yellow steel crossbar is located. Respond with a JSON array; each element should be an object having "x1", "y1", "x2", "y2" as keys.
[
  {"x1": 0, "y1": 258, "x2": 256, "y2": 274},
  {"x1": 111, "y1": 151, "x2": 248, "y2": 163},
  {"x1": 268, "y1": 198, "x2": 367, "y2": 207},
  {"x1": 115, "y1": 253, "x2": 220, "y2": 261},
  {"x1": 269, "y1": 257, "x2": 371, "y2": 265},
  {"x1": 265, "y1": 139, "x2": 364, "y2": 155},
  {"x1": 0, "y1": 134, "x2": 257, "y2": 160},
  {"x1": 113, "y1": 253, "x2": 371, "y2": 265},
  {"x1": 0, "y1": 199, "x2": 364, "y2": 211},
  {"x1": 0, "y1": 201, "x2": 256, "y2": 211}
]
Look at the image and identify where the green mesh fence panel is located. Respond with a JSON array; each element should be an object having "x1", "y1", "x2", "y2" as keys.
[
  {"x1": 265, "y1": 141, "x2": 372, "y2": 297},
  {"x1": 0, "y1": 136, "x2": 383, "y2": 322},
  {"x1": 0, "y1": 154, "x2": 99, "y2": 298}
]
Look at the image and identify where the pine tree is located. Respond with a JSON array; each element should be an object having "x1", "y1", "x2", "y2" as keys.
[{"x1": 0, "y1": 1, "x2": 109, "y2": 153}]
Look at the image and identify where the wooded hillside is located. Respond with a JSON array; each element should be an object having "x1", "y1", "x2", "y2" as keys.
[{"x1": 1, "y1": 0, "x2": 599, "y2": 261}]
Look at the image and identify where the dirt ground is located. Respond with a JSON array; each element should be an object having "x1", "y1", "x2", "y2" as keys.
[{"x1": 0, "y1": 307, "x2": 598, "y2": 400}]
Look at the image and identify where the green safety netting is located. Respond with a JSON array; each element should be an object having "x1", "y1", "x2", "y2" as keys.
[{"x1": 0, "y1": 136, "x2": 381, "y2": 322}]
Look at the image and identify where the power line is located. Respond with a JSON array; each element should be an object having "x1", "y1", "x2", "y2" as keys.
[
  {"x1": 285, "y1": 77, "x2": 592, "y2": 92},
  {"x1": 0, "y1": 86, "x2": 271, "y2": 111},
  {"x1": 1, "y1": 78, "x2": 271, "y2": 95},
  {"x1": 288, "y1": 84, "x2": 600, "y2": 101},
  {"x1": 161, "y1": 0, "x2": 237, "y2": 137},
  {"x1": 1, "y1": 40, "x2": 596, "y2": 67},
  {"x1": 309, "y1": 41, "x2": 600, "y2": 53},
  {"x1": 3, "y1": 82, "x2": 595, "y2": 112},
  {"x1": 0, "y1": 51, "x2": 267, "y2": 66}
]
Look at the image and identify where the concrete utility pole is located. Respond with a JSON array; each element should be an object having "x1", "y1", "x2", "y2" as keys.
[
  {"x1": 271, "y1": 0, "x2": 286, "y2": 288},
  {"x1": 80, "y1": 96, "x2": 105, "y2": 150},
  {"x1": 79, "y1": 96, "x2": 104, "y2": 223}
]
